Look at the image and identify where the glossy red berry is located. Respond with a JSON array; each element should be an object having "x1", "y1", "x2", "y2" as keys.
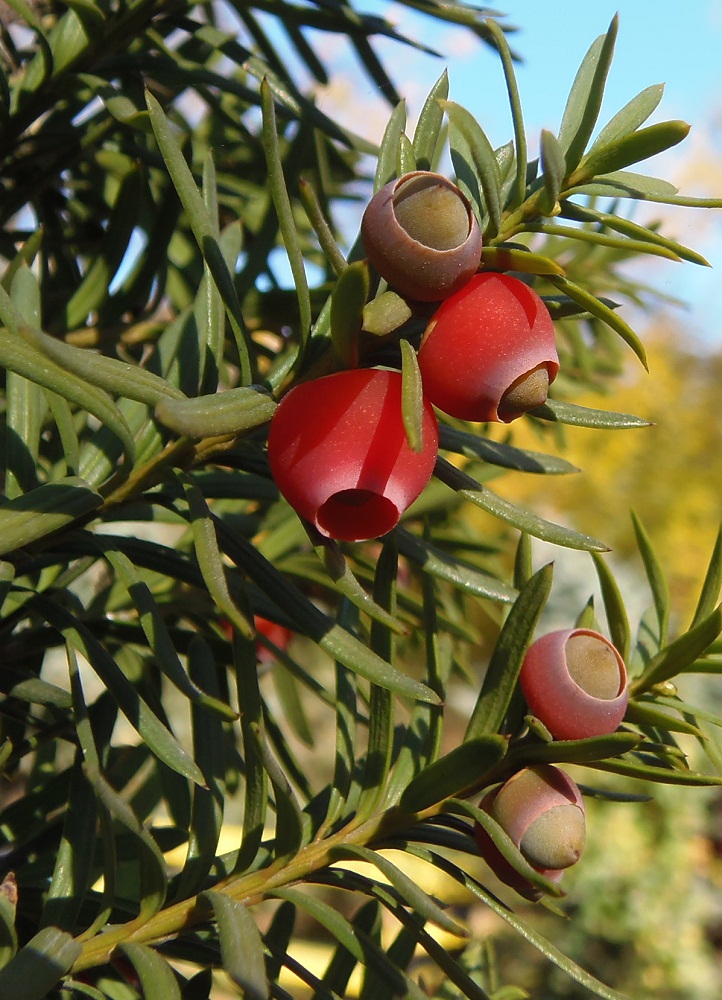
[
  {"x1": 361, "y1": 171, "x2": 482, "y2": 302},
  {"x1": 474, "y1": 765, "x2": 586, "y2": 898},
  {"x1": 520, "y1": 628, "x2": 629, "y2": 741},
  {"x1": 417, "y1": 272, "x2": 559, "y2": 422},
  {"x1": 267, "y1": 369, "x2": 439, "y2": 542}
]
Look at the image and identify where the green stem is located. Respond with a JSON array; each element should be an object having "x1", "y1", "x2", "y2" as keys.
[
  {"x1": 70, "y1": 809, "x2": 386, "y2": 972},
  {"x1": 70, "y1": 752, "x2": 508, "y2": 974},
  {"x1": 98, "y1": 432, "x2": 240, "y2": 510}
]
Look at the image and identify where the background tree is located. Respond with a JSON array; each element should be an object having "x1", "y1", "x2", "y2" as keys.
[{"x1": 0, "y1": 2, "x2": 721, "y2": 999}]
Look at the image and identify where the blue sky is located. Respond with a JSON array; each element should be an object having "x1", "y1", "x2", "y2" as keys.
[
  {"x1": 450, "y1": 2, "x2": 722, "y2": 146},
  {"x1": 312, "y1": 1, "x2": 722, "y2": 349}
]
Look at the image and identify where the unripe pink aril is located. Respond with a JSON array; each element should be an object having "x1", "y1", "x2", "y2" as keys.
[
  {"x1": 520, "y1": 628, "x2": 629, "y2": 741},
  {"x1": 361, "y1": 171, "x2": 482, "y2": 302},
  {"x1": 267, "y1": 369, "x2": 438, "y2": 543},
  {"x1": 417, "y1": 273, "x2": 559, "y2": 422},
  {"x1": 473, "y1": 765, "x2": 586, "y2": 899}
]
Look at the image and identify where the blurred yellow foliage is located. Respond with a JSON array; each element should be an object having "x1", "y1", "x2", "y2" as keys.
[{"x1": 484, "y1": 324, "x2": 722, "y2": 618}]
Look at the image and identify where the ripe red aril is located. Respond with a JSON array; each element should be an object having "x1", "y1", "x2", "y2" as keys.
[
  {"x1": 267, "y1": 368, "x2": 438, "y2": 542},
  {"x1": 417, "y1": 272, "x2": 559, "y2": 422}
]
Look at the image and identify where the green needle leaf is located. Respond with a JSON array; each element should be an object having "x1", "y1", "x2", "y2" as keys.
[
  {"x1": 395, "y1": 526, "x2": 517, "y2": 603},
  {"x1": 588, "y1": 757, "x2": 722, "y2": 786},
  {"x1": 374, "y1": 100, "x2": 407, "y2": 192},
  {"x1": 84, "y1": 762, "x2": 168, "y2": 921},
  {"x1": 565, "y1": 169, "x2": 679, "y2": 200},
  {"x1": 397, "y1": 132, "x2": 417, "y2": 174},
  {"x1": 271, "y1": 885, "x2": 414, "y2": 997},
  {"x1": 589, "y1": 83, "x2": 665, "y2": 151},
  {"x1": 330, "y1": 844, "x2": 469, "y2": 938},
  {"x1": 508, "y1": 732, "x2": 641, "y2": 768},
  {"x1": 540, "y1": 128, "x2": 567, "y2": 210},
  {"x1": 480, "y1": 246, "x2": 565, "y2": 276},
  {"x1": 22, "y1": 324, "x2": 186, "y2": 407},
  {"x1": 0, "y1": 478, "x2": 102, "y2": 557},
  {"x1": 330, "y1": 260, "x2": 369, "y2": 367},
  {"x1": 261, "y1": 78, "x2": 312, "y2": 353},
  {"x1": 0, "y1": 325, "x2": 136, "y2": 470},
  {"x1": 218, "y1": 523, "x2": 441, "y2": 704},
  {"x1": 233, "y1": 635, "x2": 269, "y2": 875},
  {"x1": 116, "y1": 944, "x2": 181, "y2": 1000},
  {"x1": 441, "y1": 99, "x2": 501, "y2": 235},
  {"x1": 155, "y1": 386, "x2": 277, "y2": 438},
  {"x1": 399, "y1": 735, "x2": 507, "y2": 813},
  {"x1": 691, "y1": 526, "x2": 722, "y2": 628},
  {"x1": 356, "y1": 537, "x2": 397, "y2": 819},
  {"x1": 558, "y1": 16, "x2": 619, "y2": 171},
  {"x1": 145, "y1": 89, "x2": 253, "y2": 385},
  {"x1": 559, "y1": 201, "x2": 709, "y2": 265},
  {"x1": 199, "y1": 892, "x2": 270, "y2": 999},
  {"x1": 41, "y1": 755, "x2": 97, "y2": 933},
  {"x1": 591, "y1": 552, "x2": 631, "y2": 663},
  {"x1": 31, "y1": 595, "x2": 206, "y2": 785},
  {"x1": 444, "y1": 799, "x2": 564, "y2": 898},
  {"x1": 574, "y1": 120, "x2": 690, "y2": 184},
  {"x1": 631, "y1": 603, "x2": 722, "y2": 696},
  {"x1": 299, "y1": 176, "x2": 348, "y2": 276},
  {"x1": 528, "y1": 222, "x2": 683, "y2": 262},
  {"x1": 545, "y1": 275, "x2": 648, "y2": 369},
  {"x1": 531, "y1": 398, "x2": 651, "y2": 429},
  {"x1": 486, "y1": 18, "x2": 527, "y2": 208},
  {"x1": 325, "y1": 900, "x2": 379, "y2": 998},
  {"x1": 0, "y1": 927, "x2": 81, "y2": 1000},
  {"x1": 362, "y1": 291, "x2": 413, "y2": 336},
  {"x1": 399, "y1": 339, "x2": 424, "y2": 453},
  {"x1": 439, "y1": 424, "x2": 578, "y2": 474},
  {"x1": 412, "y1": 70, "x2": 449, "y2": 170},
  {"x1": 408, "y1": 846, "x2": 635, "y2": 1000},
  {"x1": 466, "y1": 563, "x2": 553, "y2": 739},
  {"x1": 435, "y1": 457, "x2": 608, "y2": 552},
  {"x1": 632, "y1": 511, "x2": 671, "y2": 646},
  {"x1": 625, "y1": 700, "x2": 704, "y2": 738},
  {"x1": 180, "y1": 474, "x2": 255, "y2": 638},
  {"x1": 99, "y1": 542, "x2": 238, "y2": 719}
]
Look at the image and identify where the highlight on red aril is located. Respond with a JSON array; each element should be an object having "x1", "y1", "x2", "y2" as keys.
[
  {"x1": 255, "y1": 616, "x2": 293, "y2": 663},
  {"x1": 267, "y1": 368, "x2": 439, "y2": 542},
  {"x1": 417, "y1": 272, "x2": 559, "y2": 422},
  {"x1": 218, "y1": 616, "x2": 293, "y2": 663},
  {"x1": 474, "y1": 764, "x2": 586, "y2": 899},
  {"x1": 520, "y1": 628, "x2": 629, "y2": 741}
]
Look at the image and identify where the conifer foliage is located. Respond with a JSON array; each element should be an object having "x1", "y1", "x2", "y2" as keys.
[{"x1": 0, "y1": 2, "x2": 721, "y2": 997}]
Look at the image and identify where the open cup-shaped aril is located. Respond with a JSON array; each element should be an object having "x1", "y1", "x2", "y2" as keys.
[
  {"x1": 361, "y1": 171, "x2": 482, "y2": 302},
  {"x1": 267, "y1": 369, "x2": 438, "y2": 543},
  {"x1": 520, "y1": 628, "x2": 629, "y2": 741},
  {"x1": 474, "y1": 764, "x2": 586, "y2": 899}
]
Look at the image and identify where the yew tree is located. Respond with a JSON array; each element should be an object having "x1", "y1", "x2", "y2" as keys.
[{"x1": 0, "y1": 2, "x2": 721, "y2": 999}]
